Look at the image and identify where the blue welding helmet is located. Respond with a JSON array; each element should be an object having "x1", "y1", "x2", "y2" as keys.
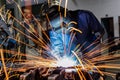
[{"x1": 47, "y1": 5, "x2": 72, "y2": 34}]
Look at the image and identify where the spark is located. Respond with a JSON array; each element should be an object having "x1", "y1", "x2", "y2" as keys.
[
  {"x1": 58, "y1": 0, "x2": 62, "y2": 11},
  {"x1": 67, "y1": 32, "x2": 76, "y2": 55},
  {"x1": 67, "y1": 27, "x2": 82, "y2": 33},
  {"x1": 75, "y1": 66, "x2": 86, "y2": 80},
  {"x1": 64, "y1": 0, "x2": 68, "y2": 17},
  {"x1": 0, "y1": 5, "x2": 6, "y2": 22},
  {"x1": 67, "y1": 21, "x2": 77, "y2": 26},
  {"x1": 0, "y1": 50, "x2": 9, "y2": 80},
  {"x1": 10, "y1": 16, "x2": 51, "y2": 52},
  {"x1": 84, "y1": 59, "x2": 103, "y2": 76},
  {"x1": 72, "y1": 51, "x2": 85, "y2": 69}
]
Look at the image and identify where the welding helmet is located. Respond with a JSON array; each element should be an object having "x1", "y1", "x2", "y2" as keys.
[{"x1": 46, "y1": 5, "x2": 72, "y2": 34}]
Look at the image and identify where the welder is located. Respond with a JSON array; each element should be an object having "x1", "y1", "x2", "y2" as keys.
[
  {"x1": 46, "y1": 5, "x2": 104, "y2": 59},
  {"x1": 44, "y1": 5, "x2": 105, "y2": 80}
]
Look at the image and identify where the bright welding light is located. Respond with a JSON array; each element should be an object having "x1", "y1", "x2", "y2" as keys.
[
  {"x1": 65, "y1": 69, "x2": 77, "y2": 72},
  {"x1": 55, "y1": 56, "x2": 77, "y2": 67}
]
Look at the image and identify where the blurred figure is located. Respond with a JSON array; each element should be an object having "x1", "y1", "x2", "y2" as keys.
[{"x1": 23, "y1": 8, "x2": 39, "y2": 48}]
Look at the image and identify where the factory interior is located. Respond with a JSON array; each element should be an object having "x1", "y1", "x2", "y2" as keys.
[{"x1": 0, "y1": 0, "x2": 120, "y2": 80}]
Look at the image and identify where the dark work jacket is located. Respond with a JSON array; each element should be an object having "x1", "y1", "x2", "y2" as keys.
[{"x1": 69, "y1": 10, "x2": 104, "y2": 53}]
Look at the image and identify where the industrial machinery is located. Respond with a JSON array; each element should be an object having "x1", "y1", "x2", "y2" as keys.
[{"x1": 0, "y1": 66, "x2": 94, "y2": 80}]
